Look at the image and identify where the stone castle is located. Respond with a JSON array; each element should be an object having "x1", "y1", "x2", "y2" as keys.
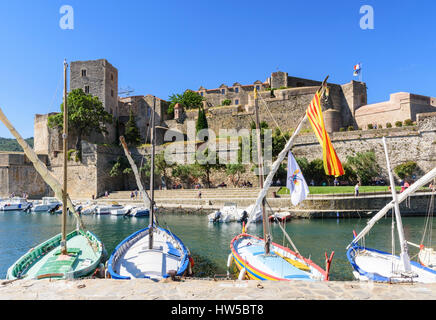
[{"x1": 1, "y1": 58, "x2": 436, "y2": 198}]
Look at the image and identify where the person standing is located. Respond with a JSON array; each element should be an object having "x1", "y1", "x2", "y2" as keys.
[{"x1": 355, "y1": 183, "x2": 360, "y2": 197}]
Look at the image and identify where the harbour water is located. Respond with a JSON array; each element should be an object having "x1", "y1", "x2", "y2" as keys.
[{"x1": 0, "y1": 210, "x2": 433, "y2": 281}]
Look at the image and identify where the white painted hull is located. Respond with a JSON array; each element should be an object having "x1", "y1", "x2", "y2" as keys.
[{"x1": 348, "y1": 247, "x2": 436, "y2": 283}]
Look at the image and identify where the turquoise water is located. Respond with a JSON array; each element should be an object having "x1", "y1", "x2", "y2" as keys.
[{"x1": 0, "y1": 211, "x2": 433, "y2": 280}]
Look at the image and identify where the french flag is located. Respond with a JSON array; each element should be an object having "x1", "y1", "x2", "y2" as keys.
[{"x1": 353, "y1": 63, "x2": 361, "y2": 76}]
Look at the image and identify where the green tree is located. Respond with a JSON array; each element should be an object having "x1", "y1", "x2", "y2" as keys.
[
  {"x1": 109, "y1": 156, "x2": 132, "y2": 177},
  {"x1": 124, "y1": 110, "x2": 141, "y2": 145},
  {"x1": 226, "y1": 163, "x2": 246, "y2": 187},
  {"x1": 48, "y1": 88, "x2": 113, "y2": 159},
  {"x1": 394, "y1": 161, "x2": 417, "y2": 180},
  {"x1": 167, "y1": 90, "x2": 205, "y2": 116},
  {"x1": 196, "y1": 107, "x2": 208, "y2": 133},
  {"x1": 171, "y1": 163, "x2": 203, "y2": 188},
  {"x1": 346, "y1": 151, "x2": 380, "y2": 185}
]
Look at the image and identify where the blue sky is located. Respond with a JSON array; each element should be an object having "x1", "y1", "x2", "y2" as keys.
[{"x1": 0, "y1": 0, "x2": 435, "y2": 138}]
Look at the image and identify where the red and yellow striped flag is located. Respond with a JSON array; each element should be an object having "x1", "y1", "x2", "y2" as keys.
[{"x1": 306, "y1": 90, "x2": 344, "y2": 176}]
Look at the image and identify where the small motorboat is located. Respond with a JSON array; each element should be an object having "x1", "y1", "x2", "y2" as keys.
[
  {"x1": 0, "y1": 197, "x2": 32, "y2": 211},
  {"x1": 110, "y1": 205, "x2": 135, "y2": 216},
  {"x1": 208, "y1": 203, "x2": 236, "y2": 223},
  {"x1": 269, "y1": 211, "x2": 293, "y2": 223},
  {"x1": 130, "y1": 207, "x2": 149, "y2": 217},
  {"x1": 32, "y1": 197, "x2": 62, "y2": 212},
  {"x1": 96, "y1": 203, "x2": 124, "y2": 215}
]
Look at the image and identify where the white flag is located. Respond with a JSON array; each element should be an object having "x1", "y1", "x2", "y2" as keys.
[{"x1": 286, "y1": 151, "x2": 309, "y2": 206}]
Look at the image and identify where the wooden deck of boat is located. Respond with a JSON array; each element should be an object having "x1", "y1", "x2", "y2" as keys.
[{"x1": 23, "y1": 234, "x2": 99, "y2": 279}]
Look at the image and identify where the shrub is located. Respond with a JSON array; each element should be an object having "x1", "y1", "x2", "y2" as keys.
[
  {"x1": 404, "y1": 119, "x2": 413, "y2": 126},
  {"x1": 347, "y1": 126, "x2": 355, "y2": 131},
  {"x1": 394, "y1": 161, "x2": 417, "y2": 179},
  {"x1": 367, "y1": 124, "x2": 373, "y2": 130},
  {"x1": 339, "y1": 127, "x2": 346, "y2": 132},
  {"x1": 395, "y1": 121, "x2": 403, "y2": 127},
  {"x1": 386, "y1": 122, "x2": 392, "y2": 128},
  {"x1": 221, "y1": 99, "x2": 231, "y2": 106}
]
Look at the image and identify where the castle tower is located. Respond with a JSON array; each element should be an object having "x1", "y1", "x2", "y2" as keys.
[{"x1": 70, "y1": 59, "x2": 118, "y2": 143}]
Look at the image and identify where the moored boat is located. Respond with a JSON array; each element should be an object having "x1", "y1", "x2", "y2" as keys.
[
  {"x1": 230, "y1": 233, "x2": 328, "y2": 281},
  {"x1": 268, "y1": 211, "x2": 292, "y2": 223},
  {"x1": 32, "y1": 197, "x2": 62, "y2": 212},
  {"x1": 96, "y1": 203, "x2": 124, "y2": 215},
  {"x1": 0, "y1": 197, "x2": 32, "y2": 211},
  {"x1": 7, "y1": 229, "x2": 105, "y2": 280},
  {"x1": 0, "y1": 60, "x2": 106, "y2": 280},
  {"x1": 347, "y1": 139, "x2": 436, "y2": 283},
  {"x1": 107, "y1": 99, "x2": 192, "y2": 280}
]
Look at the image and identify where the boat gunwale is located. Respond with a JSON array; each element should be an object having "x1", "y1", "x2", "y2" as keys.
[{"x1": 230, "y1": 233, "x2": 328, "y2": 281}]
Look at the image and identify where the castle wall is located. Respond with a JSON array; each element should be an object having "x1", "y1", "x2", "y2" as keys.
[{"x1": 355, "y1": 92, "x2": 436, "y2": 129}]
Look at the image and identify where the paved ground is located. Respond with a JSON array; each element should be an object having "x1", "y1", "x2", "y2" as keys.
[{"x1": 1, "y1": 279, "x2": 436, "y2": 300}]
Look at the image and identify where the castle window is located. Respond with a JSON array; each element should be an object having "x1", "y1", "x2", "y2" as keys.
[
  {"x1": 221, "y1": 89, "x2": 225, "y2": 95},
  {"x1": 235, "y1": 99, "x2": 239, "y2": 105},
  {"x1": 111, "y1": 89, "x2": 114, "y2": 97},
  {"x1": 235, "y1": 87, "x2": 239, "y2": 93},
  {"x1": 81, "y1": 69, "x2": 87, "y2": 77},
  {"x1": 111, "y1": 73, "x2": 114, "y2": 81},
  {"x1": 84, "y1": 86, "x2": 90, "y2": 94}
]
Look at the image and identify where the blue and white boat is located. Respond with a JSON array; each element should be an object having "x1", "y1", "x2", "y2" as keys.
[
  {"x1": 0, "y1": 197, "x2": 32, "y2": 211},
  {"x1": 347, "y1": 138, "x2": 436, "y2": 283},
  {"x1": 107, "y1": 101, "x2": 192, "y2": 280}
]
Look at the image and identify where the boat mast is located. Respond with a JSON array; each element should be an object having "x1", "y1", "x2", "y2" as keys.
[
  {"x1": 382, "y1": 136, "x2": 412, "y2": 273},
  {"x1": 253, "y1": 88, "x2": 270, "y2": 254},
  {"x1": 61, "y1": 59, "x2": 68, "y2": 255},
  {"x1": 244, "y1": 76, "x2": 329, "y2": 229},
  {"x1": 148, "y1": 96, "x2": 156, "y2": 250}
]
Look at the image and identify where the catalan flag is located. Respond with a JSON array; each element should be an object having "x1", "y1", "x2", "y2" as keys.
[{"x1": 306, "y1": 90, "x2": 344, "y2": 177}]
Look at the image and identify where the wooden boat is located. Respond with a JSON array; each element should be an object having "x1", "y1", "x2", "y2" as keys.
[
  {"x1": 347, "y1": 138, "x2": 436, "y2": 283},
  {"x1": 107, "y1": 98, "x2": 192, "y2": 280},
  {"x1": 228, "y1": 84, "x2": 333, "y2": 281},
  {"x1": 1, "y1": 60, "x2": 106, "y2": 280},
  {"x1": 230, "y1": 233, "x2": 327, "y2": 280},
  {"x1": 7, "y1": 229, "x2": 105, "y2": 280}
]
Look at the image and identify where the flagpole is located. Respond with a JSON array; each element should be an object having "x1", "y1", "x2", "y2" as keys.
[{"x1": 245, "y1": 76, "x2": 329, "y2": 229}]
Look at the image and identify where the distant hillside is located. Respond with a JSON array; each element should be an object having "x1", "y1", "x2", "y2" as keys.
[{"x1": 0, "y1": 137, "x2": 34, "y2": 152}]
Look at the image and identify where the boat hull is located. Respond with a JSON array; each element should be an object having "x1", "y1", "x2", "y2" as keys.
[
  {"x1": 347, "y1": 244, "x2": 436, "y2": 283},
  {"x1": 230, "y1": 233, "x2": 327, "y2": 281},
  {"x1": 6, "y1": 230, "x2": 106, "y2": 280},
  {"x1": 107, "y1": 226, "x2": 190, "y2": 280}
]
